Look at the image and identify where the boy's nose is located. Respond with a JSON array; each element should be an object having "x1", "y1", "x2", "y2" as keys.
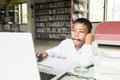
[{"x1": 74, "y1": 32, "x2": 79, "y2": 37}]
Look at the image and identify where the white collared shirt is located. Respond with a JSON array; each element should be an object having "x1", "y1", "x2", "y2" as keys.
[{"x1": 45, "y1": 39, "x2": 98, "y2": 67}]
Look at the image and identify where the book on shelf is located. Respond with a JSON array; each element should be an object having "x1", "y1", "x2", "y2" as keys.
[
  {"x1": 77, "y1": 4, "x2": 84, "y2": 11},
  {"x1": 72, "y1": 13, "x2": 82, "y2": 21},
  {"x1": 74, "y1": 4, "x2": 85, "y2": 11},
  {"x1": 74, "y1": 4, "x2": 79, "y2": 10}
]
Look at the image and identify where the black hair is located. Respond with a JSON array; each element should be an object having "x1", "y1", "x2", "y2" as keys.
[{"x1": 73, "y1": 18, "x2": 92, "y2": 33}]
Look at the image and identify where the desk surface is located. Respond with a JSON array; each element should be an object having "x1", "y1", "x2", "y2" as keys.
[{"x1": 38, "y1": 57, "x2": 94, "y2": 80}]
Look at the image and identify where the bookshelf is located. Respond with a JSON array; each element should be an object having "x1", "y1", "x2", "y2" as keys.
[
  {"x1": 7, "y1": 5, "x2": 19, "y2": 24},
  {"x1": 72, "y1": 0, "x2": 88, "y2": 21},
  {"x1": 0, "y1": 5, "x2": 5, "y2": 24},
  {"x1": 0, "y1": 5, "x2": 19, "y2": 24},
  {"x1": 35, "y1": 0, "x2": 71, "y2": 39},
  {"x1": 0, "y1": 4, "x2": 19, "y2": 32}
]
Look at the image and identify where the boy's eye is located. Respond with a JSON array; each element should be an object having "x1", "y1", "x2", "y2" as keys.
[
  {"x1": 72, "y1": 29, "x2": 75, "y2": 31},
  {"x1": 79, "y1": 31, "x2": 84, "y2": 33}
]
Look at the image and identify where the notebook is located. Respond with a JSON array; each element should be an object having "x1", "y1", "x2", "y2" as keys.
[{"x1": 0, "y1": 32, "x2": 41, "y2": 80}]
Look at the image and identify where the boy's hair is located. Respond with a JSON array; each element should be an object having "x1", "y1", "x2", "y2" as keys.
[{"x1": 73, "y1": 18, "x2": 92, "y2": 33}]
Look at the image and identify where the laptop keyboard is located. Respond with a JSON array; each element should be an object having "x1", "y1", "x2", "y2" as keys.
[{"x1": 40, "y1": 72, "x2": 56, "y2": 80}]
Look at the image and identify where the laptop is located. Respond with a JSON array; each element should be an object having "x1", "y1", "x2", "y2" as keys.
[{"x1": 0, "y1": 32, "x2": 41, "y2": 80}]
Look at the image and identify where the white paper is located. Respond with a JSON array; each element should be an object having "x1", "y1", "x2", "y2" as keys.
[{"x1": 38, "y1": 57, "x2": 72, "y2": 71}]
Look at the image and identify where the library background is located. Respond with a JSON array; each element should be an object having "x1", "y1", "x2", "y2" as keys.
[{"x1": 0, "y1": 0, "x2": 120, "y2": 39}]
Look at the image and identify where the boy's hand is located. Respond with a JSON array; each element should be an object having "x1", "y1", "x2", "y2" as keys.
[
  {"x1": 36, "y1": 51, "x2": 48, "y2": 59},
  {"x1": 85, "y1": 33, "x2": 93, "y2": 44}
]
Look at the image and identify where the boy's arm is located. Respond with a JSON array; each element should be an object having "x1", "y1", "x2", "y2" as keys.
[
  {"x1": 85, "y1": 33, "x2": 98, "y2": 55},
  {"x1": 79, "y1": 33, "x2": 98, "y2": 67},
  {"x1": 85, "y1": 33, "x2": 93, "y2": 44},
  {"x1": 45, "y1": 41, "x2": 65, "y2": 58},
  {"x1": 36, "y1": 40, "x2": 65, "y2": 58},
  {"x1": 36, "y1": 46, "x2": 62, "y2": 59},
  {"x1": 36, "y1": 51, "x2": 48, "y2": 59},
  {"x1": 79, "y1": 44, "x2": 93, "y2": 67}
]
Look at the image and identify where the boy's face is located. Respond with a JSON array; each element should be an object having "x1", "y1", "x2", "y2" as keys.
[{"x1": 71, "y1": 22, "x2": 89, "y2": 46}]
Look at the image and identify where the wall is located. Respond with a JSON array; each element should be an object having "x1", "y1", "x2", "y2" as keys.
[{"x1": 92, "y1": 22, "x2": 100, "y2": 34}]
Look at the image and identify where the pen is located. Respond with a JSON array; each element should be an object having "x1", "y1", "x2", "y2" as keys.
[{"x1": 39, "y1": 64, "x2": 53, "y2": 69}]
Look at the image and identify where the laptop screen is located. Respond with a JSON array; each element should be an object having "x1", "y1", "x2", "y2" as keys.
[{"x1": 0, "y1": 33, "x2": 41, "y2": 80}]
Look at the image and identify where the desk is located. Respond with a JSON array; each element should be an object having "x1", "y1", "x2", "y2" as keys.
[
  {"x1": 38, "y1": 49, "x2": 120, "y2": 80},
  {"x1": 38, "y1": 57, "x2": 94, "y2": 80}
]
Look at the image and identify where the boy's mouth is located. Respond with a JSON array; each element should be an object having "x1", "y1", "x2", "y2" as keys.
[
  {"x1": 71, "y1": 38, "x2": 83, "y2": 42},
  {"x1": 71, "y1": 38, "x2": 85, "y2": 45}
]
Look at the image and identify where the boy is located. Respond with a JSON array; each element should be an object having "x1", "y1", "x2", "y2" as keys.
[{"x1": 36, "y1": 18, "x2": 98, "y2": 67}]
